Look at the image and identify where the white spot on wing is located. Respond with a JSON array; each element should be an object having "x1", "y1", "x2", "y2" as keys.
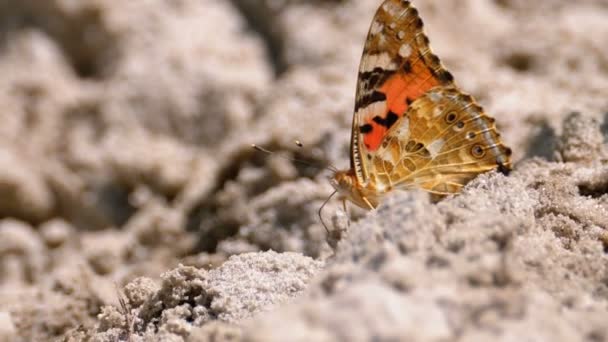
[
  {"x1": 395, "y1": 117, "x2": 410, "y2": 140},
  {"x1": 370, "y1": 21, "x2": 384, "y2": 35},
  {"x1": 360, "y1": 52, "x2": 398, "y2": 72},
  {"x1": 382, "y1": 2, "x2": 399, "y2": 16},
  {"x1": 427, "y1": 139, "x2": 445, "y2": 158},
  {"x1": 398, "y1": 44, "x2": 412, "y2": 58},
  {"x1": 428, "y1": 92, "x2": 442, "y2": 103},
  {"x1": 379, "y1": 147, "x2": 395, "y2": 164},
  {"x1": 356, "y1": 101, "x2": 387, "y2": 122},
  {"x1": 433, "y1": 106, "x2": 444, "y2": 117}
]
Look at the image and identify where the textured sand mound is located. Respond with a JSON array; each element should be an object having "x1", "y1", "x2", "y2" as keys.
[{"x1": 0, "y1": 0, "x2": 606, "y2": 341}]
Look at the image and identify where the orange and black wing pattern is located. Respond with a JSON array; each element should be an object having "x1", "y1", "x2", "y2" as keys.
[{"x1": 351, "y1": 0, "x2": 455, "y2": 184}]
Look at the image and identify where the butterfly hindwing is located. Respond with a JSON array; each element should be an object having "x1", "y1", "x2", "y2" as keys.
[
  {"x1": 367, "y1": 87, "x2": 512, "y2": 196},
  {"x1": 351, "y1": 0, "x2": 455, "y2": 185}
]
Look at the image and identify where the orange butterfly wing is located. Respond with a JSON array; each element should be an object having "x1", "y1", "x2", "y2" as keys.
[
  {"x1": 351, "y1": 0, "x2": 455, "y2": 185},
  {"x1": 333, "y1": 0, "x2": 511, "y2": 210}
]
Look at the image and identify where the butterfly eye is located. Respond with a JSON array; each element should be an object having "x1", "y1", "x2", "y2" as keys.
[
  {"x1": 456, "y1": 121, "x2": 465, "y2": 129},
  {"x1": 471, "y1": 144, "x2": 486, "y2": 158},
  {"x1": 445, "y1": 112, "x2": 457, "y2": 124},
  {"x1": 466, "y1": 131, "x2": 476, "y2": 140}
]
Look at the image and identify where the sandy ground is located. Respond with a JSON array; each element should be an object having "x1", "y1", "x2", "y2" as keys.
[{"x1": 0, "y1": 0, "x2": 607, "y2": 341}]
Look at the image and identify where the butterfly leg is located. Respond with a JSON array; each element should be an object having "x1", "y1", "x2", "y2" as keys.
[
  {"x1": 325, "y1": 198, "x2": 349, "y2": 250},
  {"x1": 342, "y1": 199, "x2": 351, "y2": 228},
  {"x1": 362, "y1": 196, "x2": 375, "y2": 211}
]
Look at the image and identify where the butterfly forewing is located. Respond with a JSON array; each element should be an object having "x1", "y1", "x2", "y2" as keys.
[{"x1": 351, "y1": 0, "x2": 455, "y2": 185}]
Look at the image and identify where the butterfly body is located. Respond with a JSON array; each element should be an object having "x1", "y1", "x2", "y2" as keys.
[
  {"x1": 332, "y1": 0, "x2": 512, "y2": 209},
  {"x1": 332, "y1": 168, "x2": 381, "y2": 209}
]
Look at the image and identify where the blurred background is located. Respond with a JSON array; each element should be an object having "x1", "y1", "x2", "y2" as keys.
[{"x1": 0, "y1": 0, "x2": 606, "y2": 340}]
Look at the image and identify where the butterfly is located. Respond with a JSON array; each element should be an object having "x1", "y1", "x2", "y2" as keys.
[{"x1": 331, "y1": 0, "x2": 512, "y2": 210}]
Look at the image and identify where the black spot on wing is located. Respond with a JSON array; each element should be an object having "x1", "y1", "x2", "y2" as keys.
[
  {"x1": 429, "y1": 54, "x2": 440, "y2": 65},
  {"x1": 372, "y1": 111, "x2": 399, "y2": 129},
  {"x1": 438, "y1": 70, "x2": 454, "y2": 83},
  {"x1": 368, "y1": 73, "x2": 380, "y2": 86},
  {"x1": 403, "y1": 60, "x2": 412, "y2": 73},
  {"x1": 355, "y1": 90, "x2": 387, "y2": 111},
  {"x1": 497, "y1": 162, "x2": 511, "y2": 175},
  {"x1": 359, "y1": 124, "x2": 373, "y2": 134},
  {"x1": 386, "y1": 111, "x2": 399, "y2": 127},
  {"x1": 372, "y1": 116, "x2": 384, "y2": 125},
  {"x1": 370, "y1": 90, "x2": 387, "y2": 103},
  {"x1": 358, "y1": 67, "x2": 392, "y2": 88},
  {"x1": 359, "y1": 67, "x2": 384, "y2": 81}
]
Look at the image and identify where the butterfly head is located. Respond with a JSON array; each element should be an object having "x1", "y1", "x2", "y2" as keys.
[
  {"x1": 330, "y1": 169, "x2": 377, "y2": 210},
  {"x1": 330, "y1": 169, "x2": 356, "y2": 197}
]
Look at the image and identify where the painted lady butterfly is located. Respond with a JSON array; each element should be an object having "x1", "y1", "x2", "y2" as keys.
[{"x1": 331, "y1": 0, "x2": 512, "y2": 209}]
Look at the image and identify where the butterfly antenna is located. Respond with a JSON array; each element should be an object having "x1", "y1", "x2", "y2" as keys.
[
  {"x1": 292, "y1": 140, "x2": 339, "y2": 172},
  {"x1": 251, "y1": 143, "x2": 337, "y2": 173},
  {"x1": 318, "y1": 189, "x2": 338, "y2": 234}
]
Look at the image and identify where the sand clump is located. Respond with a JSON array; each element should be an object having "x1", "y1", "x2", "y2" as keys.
[
  {"x1": 93, "y1": 252, "x2": 322, "y2": 341},
  {"x1": 0, "y1": 0, "x2": 606, "y2": 341}
]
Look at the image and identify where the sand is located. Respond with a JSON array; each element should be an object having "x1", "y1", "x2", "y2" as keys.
[{"x1": 0, "y1": 0, "x2": 606, "y2": 341}]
